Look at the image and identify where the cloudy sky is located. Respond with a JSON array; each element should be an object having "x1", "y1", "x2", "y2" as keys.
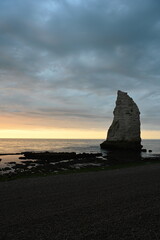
[{"x1": 0, "y1": 0, "x2": 160, "y2": 139}]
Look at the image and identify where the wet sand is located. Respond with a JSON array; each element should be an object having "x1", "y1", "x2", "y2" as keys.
[{"x1": 1, "y1": 164, "x2": 160, "y2": 239}]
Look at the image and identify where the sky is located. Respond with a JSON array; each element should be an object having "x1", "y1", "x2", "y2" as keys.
[{"x1": 0, "y1": 0, "x2": 160, "y2": 139}]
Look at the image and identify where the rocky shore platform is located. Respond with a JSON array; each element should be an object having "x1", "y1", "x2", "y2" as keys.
[{"x1": 0, "y1": 151, "x2": 160, "y2": 180}]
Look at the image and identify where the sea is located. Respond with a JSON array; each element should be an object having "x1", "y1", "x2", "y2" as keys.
[
  {"x1": 0, "y1": 139, "x2": 160, "y2": 168},
  {"x1": 0, "y1": 138, "x2": 159, "y2": 154}
]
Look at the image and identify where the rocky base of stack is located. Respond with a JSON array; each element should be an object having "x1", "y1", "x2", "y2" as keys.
[{"x1": 100, "y1": 140, "x2": 142, "y2": 151}]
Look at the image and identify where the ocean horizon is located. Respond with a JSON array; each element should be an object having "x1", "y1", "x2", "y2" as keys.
[{"x1": 0, "y1": 138, "x2": 159, "y2": 154}]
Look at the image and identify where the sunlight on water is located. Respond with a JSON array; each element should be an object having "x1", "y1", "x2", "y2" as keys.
[
  {"x1": 0, "y1": 139, "x2": 159, "y2": 154},
  {"x1": 0, "y1": 139, "x2": 103, "y2": 154}
]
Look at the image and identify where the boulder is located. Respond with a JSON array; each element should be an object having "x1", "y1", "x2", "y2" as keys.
[{"x1": 100, "y1": 90, "x2": 142, "y2": 150}]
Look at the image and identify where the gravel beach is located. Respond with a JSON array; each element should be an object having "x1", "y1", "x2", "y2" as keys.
[{"x1": 1, "y1": 164, "x2": 160, "y2": 240}]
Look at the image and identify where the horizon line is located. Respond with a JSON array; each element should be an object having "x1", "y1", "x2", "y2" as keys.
[{"x1": 0, "y1": 138, "x2": 159, "y2": 140}]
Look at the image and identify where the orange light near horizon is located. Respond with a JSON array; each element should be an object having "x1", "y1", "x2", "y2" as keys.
[
  {"x1": 0, "y1": 129, "x2": 105, "y2": 139},
  {"x1": 0, "y1": 129, "x2": 159, "y2": 139},
  {"x1": 141, "y1": 130, "x2": 160, "y2": 140}
]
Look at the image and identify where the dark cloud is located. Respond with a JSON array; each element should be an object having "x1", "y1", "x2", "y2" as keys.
[{"x1": 0, "y1": 0, "x2": 160, "y2": 133}]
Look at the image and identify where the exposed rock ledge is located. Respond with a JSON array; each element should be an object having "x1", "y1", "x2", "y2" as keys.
[{"x1": 101, "y1": 90, "x2": 142, "y2": 151}]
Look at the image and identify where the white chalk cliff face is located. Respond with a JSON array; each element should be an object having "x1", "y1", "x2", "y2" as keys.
[
  {"x1": 107, "y1": 90, "x2": 141, "y2": 142},
  {"x1": 100, "y1": 90, "x2": 142, "y2": 150}
]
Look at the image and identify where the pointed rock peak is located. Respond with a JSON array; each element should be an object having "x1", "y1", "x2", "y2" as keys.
[
  {"x1": 100, "y1": 90, "x2": 142, "y2": 150},
  {"x1": 117, "y1": 90, "x2": 127, "y2": 95}
]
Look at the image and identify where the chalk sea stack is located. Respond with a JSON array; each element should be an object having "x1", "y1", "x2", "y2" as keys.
[{"x1": 100, "y1": 90, "x2": 142, "y2": 151}]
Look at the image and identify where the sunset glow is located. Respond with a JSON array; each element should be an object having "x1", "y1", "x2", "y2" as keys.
[
  {"x1": 0, "y1": 128, "x2": 159, "y2": 139},
  {"x1": 0, "y1": 0, "x2": 159, "y2": 139}
]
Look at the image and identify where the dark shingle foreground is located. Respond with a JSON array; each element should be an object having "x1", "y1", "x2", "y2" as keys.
[{"x1": 1, "y1": 164, "x2": 160, "y2": 240}]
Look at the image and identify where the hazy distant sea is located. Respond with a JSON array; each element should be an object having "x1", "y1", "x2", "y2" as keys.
[{"x1": 0, "y1": 138, "x2": 159, "y2": 154}]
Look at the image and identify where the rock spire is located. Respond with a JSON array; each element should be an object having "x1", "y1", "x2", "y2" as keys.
[{"x1": 100, "y1": 90, "x2": 142, "y2": 150}]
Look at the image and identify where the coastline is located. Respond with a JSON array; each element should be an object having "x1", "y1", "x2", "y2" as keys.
[{"x1": 1, "y1": 151, "x2": 160, "y2": 181}]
